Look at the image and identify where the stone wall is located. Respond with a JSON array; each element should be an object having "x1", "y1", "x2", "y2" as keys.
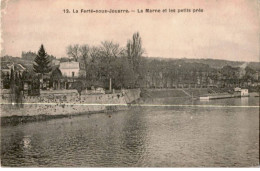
[{"x1": 0, "y1": 89, "x2": 141, "y2": 117}]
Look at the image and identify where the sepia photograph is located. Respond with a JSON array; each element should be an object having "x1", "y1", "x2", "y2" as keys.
[{"x1": 0, "y1": 0, "x2": 259, "y2": 168}]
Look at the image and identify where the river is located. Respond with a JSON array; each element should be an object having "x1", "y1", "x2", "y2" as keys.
[{"x1": 1, "y1": 97, "x2": 259, "y2": 167}]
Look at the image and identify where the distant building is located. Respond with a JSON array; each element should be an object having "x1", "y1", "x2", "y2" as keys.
[
  {"x1": 1, "y1": 62, "x2": 26, "y2": 75},
  {"x1": 59, "y1": 61, "x2": 82, "y2": 78},
  {"x1": 240, "y1": 89, "x2": 249, "y2": 97},
  {"x1": 58, "y1": 61, "x2": 86, "y2": 89},
  {"x1": 1, "y1": 62, "x2": 12, "y2": 75},
  {"x1": 51, "y1": 59, "x2": 60, "y2": 66},
  {"x1": 14, "y1": 64, "x2": 26, "y2": 74},
  {"x1": 234, "y1": 87, "x2": 241, "y2": 92}
]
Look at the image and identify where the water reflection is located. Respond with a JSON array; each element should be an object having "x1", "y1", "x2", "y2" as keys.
[
  {"x1": 22, "y1": 136, "x2": 31, "y2": 149},
  {"x1": 241, "y1": 97, "x2": 249, "y2": 106},
  {"x1": 121, "y1": 108, "x2": 147, "y2": 166}
]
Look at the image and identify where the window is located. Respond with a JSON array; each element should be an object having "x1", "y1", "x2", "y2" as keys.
[{"x1": 72, "y1": 72, "x2": 75, "y2": 77}]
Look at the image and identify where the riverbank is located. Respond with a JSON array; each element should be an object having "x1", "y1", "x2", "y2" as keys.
[
  {"x1": 1, "y1": 111, "x2": 107, "y2": 126},
  {"x1": 141, "y1": 88, "x2": 259, "y2": 99},
  {"x1": 1, "y1": 89, "x2": 140, "y2": 126},
  {"x1": 141, "y1": 88, "x2": 210, "y2": 98},
  {"x1": 1, "y1": 88, "x2": 258, "y2": 126}
]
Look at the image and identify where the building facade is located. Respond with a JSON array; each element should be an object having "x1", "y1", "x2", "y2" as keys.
[{"x1": 59, "y1": 61, "x2": 81, "y2": 78}]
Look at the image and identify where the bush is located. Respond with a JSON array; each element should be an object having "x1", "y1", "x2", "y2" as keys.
[{"x1": 71, "y1": 81, "x2": 85, "y2": 95}]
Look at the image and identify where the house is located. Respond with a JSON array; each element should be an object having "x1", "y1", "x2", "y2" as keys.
[
  {"x1": 240, "y1": 89, "x2": 249, "y2": 97},
  {"x1": 234, "y1": 87, "x2": 249, "y2": 97},
  {"x1": 1, "y1": 62, "x2": 26, "y2": 75},
  {"x1": 14, "y1": 64, "x2": 26, "y2": 74},
  {"x1": 58, "y1": 61, "x2": 86, "y2": 89},
  {"x1": 59, "y1": 61, "x2": 82, "y2": 78}
]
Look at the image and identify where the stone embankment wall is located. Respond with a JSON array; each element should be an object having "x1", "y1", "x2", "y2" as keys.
[{"x1": 0, "y1": 89, "x2": 141, "y2": 117}]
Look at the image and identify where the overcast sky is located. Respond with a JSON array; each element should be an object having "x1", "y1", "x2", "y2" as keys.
[{"x1": 1, "y1": 0, "x2": 259, "y2": 62}]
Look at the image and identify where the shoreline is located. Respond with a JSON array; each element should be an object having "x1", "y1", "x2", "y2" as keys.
[
  {"x1": 1, "y1": 88, "x2": 258, "y2": 126},
  {"x1": 1, "y1": 89, "x2": 141, "y2": 126},
  {"x1": 0, "y1": 110, "x2": 108, "y2": 127}
]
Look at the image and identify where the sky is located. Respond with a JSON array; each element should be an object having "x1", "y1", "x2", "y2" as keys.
[{"x1": 1, "y1": 0, "x2": 259, "y2": 62}]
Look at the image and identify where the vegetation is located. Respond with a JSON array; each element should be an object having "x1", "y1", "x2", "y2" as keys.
[
  {"x1": 126, "y1": 32, "x2": 144, "y2": 85},
  {"x1": 66, "y1": 32, "x2": 144, "y2": 89},
  {"x1": 71, "y1": 81, "x2": 85, "y2": 95},
  {"x1": 1, "y1": 33, "x2": 259, "y2": 93},
  {"x1": 33, "y1": 45, "x2": 52, "y2": 75},
  {"x1": 22, "y1": 51, "x2": 56, "y2": 64}
]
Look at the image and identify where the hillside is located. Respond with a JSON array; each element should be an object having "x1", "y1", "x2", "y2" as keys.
[
  {"x1": 146, "y1": 57, "x2": 260, "y2": 71},
  {"x1": 1, "y1": 55, "x2": 260, "y2": 71}
]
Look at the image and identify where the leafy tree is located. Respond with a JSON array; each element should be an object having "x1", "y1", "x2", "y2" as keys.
[{"x1": 33, "y1": 44, "x2": 52, "y2": 75}]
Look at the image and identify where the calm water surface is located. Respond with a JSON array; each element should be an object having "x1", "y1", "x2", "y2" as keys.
[{"x1": 1, "y1": 97, "x2": 259, "y2": 167}]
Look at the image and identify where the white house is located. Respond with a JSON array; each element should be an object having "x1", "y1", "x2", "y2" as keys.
[
  {"x1": 240, "y1": 89, "x2": 249, "y2": 97},
  {"x1": 59, "y1": 61, "x2": 80, "y2": 78}
]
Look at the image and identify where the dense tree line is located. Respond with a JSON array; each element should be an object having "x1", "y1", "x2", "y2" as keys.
[
  {"x1": 142, "y1": 59, "x2": 259, "y2": 88},
  {"x1": 66, "y1": 32, "x2": 144, "y2": 89},
  {"x1": 1, "y1": 33, "x2": 259, "y2": 92}
]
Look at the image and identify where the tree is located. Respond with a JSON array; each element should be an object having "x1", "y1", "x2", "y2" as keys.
[
  {"x1": 33, "y1": 44, "x2": 52, "y2": 75},
  {"x1": 79, "y1": 44, "x2": 91, "y2": 79},
  {"x1": 114, "y1": 57, "x2": 135, "y2": 88},
  {"x1": 65, "y1": 39, "x2": 142, "y2": 89},
  {"x1": 127, "y1": 32, "x2": 144, "y2": 73},
  {"x1": 126, "y1": 32, "x2": 144, "y2": 85},
  {"x1": 66, "y1": 44, "x2": 80, "y2": 62},
  {"x1": 21, "y1": 51, "x2": 37, "y2": 61},
  {"x1": 10, "y1": 67, "x2": 15, "y2": 92},
  {"x1": 2, "y1": 72, "x2": 10, "y2": 89},
  {"x1": 50, "y1": 68, "x2": 62, "y2": 89},
  {"x1": 99, "y1": 41, "x2": 124, "y2": 91},
  {"x1": 9, "y1": 68, "x2": 20, "y2": 105},
  {"x1": 71, "y1": 81, "x2": 85, "y2": 96}
]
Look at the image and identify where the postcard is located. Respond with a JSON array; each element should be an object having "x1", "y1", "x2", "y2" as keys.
[{"x1": 1, "y1": 0, "x2": 259, "y2": 167}]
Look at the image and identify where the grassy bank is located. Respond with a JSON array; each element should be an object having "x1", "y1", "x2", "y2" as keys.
[
  {"x1": 141, "y1": 88, "x2": 210, "y2": 98},
  {"x1": 141, "y1": 87, "x2": 259, "y2": 99}
]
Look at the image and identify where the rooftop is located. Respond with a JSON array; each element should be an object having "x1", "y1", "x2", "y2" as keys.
[{"x1": 59, "y1": 61, "x2": 80, "y2": 69}]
